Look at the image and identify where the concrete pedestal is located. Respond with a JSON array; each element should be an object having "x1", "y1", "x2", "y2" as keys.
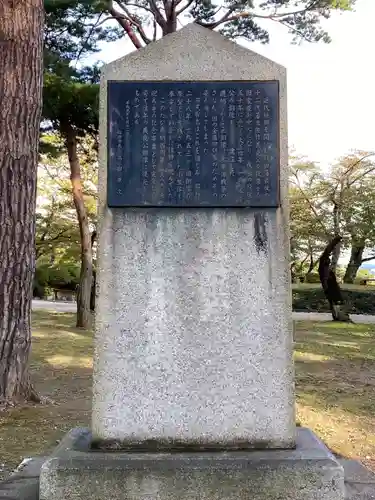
[{"x1": 39, "y1": 427, "x2": 345, "y2": 500}]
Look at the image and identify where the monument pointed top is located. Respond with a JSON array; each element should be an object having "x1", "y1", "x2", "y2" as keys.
[{"x1": 101, "y1": 22, "x2": 285, "y2": 81}]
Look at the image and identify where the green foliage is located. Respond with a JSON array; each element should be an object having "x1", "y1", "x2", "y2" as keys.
[
  {"x1": 35, "y1": 262, "x2": 80, "y2": 294},
  {"x1": 44, "y1": 0, "x2": 121, "y2": 69},
  {"x1": 293, "y1": 286, "x2": 375, "y2": 315},
  {"x1": 354, "y1": 269, "x2": 375, "y2": 285},
  {"x1": 43, "y1": 72, "x2": 99, "y2": 137},
  {"x1": 35, "y1": 142, "x2": 97, "y2": 297},
  {"x1": 289, "y1": 151, "x2": 375, "y2": 283},
  {"x1": 289, "y1": 156, "x2": 328, "y2": 280}
]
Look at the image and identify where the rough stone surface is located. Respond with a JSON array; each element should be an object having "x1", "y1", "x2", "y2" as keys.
[
  {"x1": 39, "y1": 427, "x2": 344, "y2": 500},
  {"x1": 2, "y1": 450, "x2": 375, "y2": 499},
  {"x1": 93, "y1": 23, "x2": 293, "y2": 447},
  {"x1": 339, "y1": 459, "x2": 375, "y2": 499},
  {"x1": 0, "y1": 457, "x2": 47, "y2": 500}
]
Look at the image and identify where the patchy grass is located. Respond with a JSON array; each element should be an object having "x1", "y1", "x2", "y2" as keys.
[
  {"x1": 296, "y1": 320, "x2": 375, "y2": 471},
  {"x1": 1, "y1": 313, "x2": 375, "y2": 478},
  {"x1": 293, "y1": 282, "x2": 375, "y2": 292},
  {"x1": 0, "y1": 311, "x2": 92, "y2": 479}
]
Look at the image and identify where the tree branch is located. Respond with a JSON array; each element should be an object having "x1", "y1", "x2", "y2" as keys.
[
  {"x1": 107, "y1": 0, "x2": 143, "y2": 49},
  {"x1": 124, "y1": 2, "x2": 155, "y2": 14},
  {"x1": 36, "y1": 229, "x2": 71, "y2": 249},
  {"x1": 199, "y1": 0, "x2": 321, "y2": 29},
  {"x1": 320, "y1": 235, "x2": 342, "y2": 264},
  {"x1": 197, "y1": 5, "x2": 236, "y2": 28},
  {"x1": 275, "y1": 18, "x2": 314, "y2": 43},
  {"x1": 348, "y1": 165, "x2": 375, "y2": 187},
  {"x1": 290, "y1": 171, "x2": 330, "y2": 238},
  {"x1": 162, "y1": 0, "x2": 171, "y2": 16},
  {"x1": 176, "y1": 0, "x2": 195, "y2": 15},
  {"x1": 148, "y1": 0, "x2": 167, "y2": 30},
  {"x1": 361, "y1": 255, "x2": 375, "y2": 264},
  {"x1": 335, "y1": 152, "x2": 375, "y2": 189},
  {"x1": 116, "y1": 0, "x2": 152, "y2": 44},
  {"x1": 75, "y1": 13, "x2": 104, "y2": 65}
]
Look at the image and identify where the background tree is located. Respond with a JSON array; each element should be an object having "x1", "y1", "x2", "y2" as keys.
[
  {"x1": 42, "y1": 1, "x2": 110, "y2": 327},
  {"x1": 315, "y1": 152, "x2": 375, "y2": 273},
  {"x1": 290, "y1": 152, "x2": 375, "y2": 285},
  {"x1": 87, "y1": 0, "x2": 355, "y2": 49},
  {"x1": 289, "y1": 157, "x2": 328, "y2": 282},
  {"x1": 39, "y1": 125, "x2": 98, "y2": 328},
  {"x1": 44, "y1": 0, "x2": 356, "y2": 55},
  {"x1": 0, "y1": 0, "x2": 44, "y2": 404},
  {"x1": 35, "y1": 147, "x2": 97, "y2": 299},
  {"x1": 333, "y1": 153, "x2": 375, "y2": 283},
  {"x1": 318, "y1": 235, "x2": 350, "y2": 322},
  {"x1": 36, "y1": 154, "x2": 80, "y2": 263}
]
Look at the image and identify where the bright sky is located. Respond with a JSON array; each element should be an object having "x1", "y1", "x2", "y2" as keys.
[{"x1": 94, "y1": 0, "x2": 374, "y2": 168}]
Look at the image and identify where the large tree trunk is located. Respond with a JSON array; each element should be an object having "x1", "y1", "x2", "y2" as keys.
[
  {"x1": 319, "y1": 236, "x2": 350, "y2": 322},
  {"x1": 343, "y1": 243, "x2": 364, "y2": 284},
  {"x1": 66, "y1": 128, "x2": 93, "y2": 328},
  {"x1": 330, "y1": 203, "x2": 341, "y2": 273},
  {"x1": 90, "y1": 231, "x2": 97, "y2": 312},
  {"x1": 0, "y1": 0, "x2": 44, "y2": 404}
]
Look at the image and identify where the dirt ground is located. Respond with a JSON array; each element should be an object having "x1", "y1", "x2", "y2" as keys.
[
  {"x1": 0, "y1": 312, "x2": 374, "y2": 478},
  {"x1": 0, "y1": 311, "x2": 92, "y2": 480}
]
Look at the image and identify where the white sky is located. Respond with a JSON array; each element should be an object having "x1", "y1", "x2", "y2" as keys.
[{"x1": 94, "y1": 0, "x2": 374, "y2": 167}]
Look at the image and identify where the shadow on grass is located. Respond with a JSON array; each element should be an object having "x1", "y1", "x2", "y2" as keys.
[
  {"x1": 0, "y1": 313, "x2": 370, "y2": 476},
  {"x1": 296, "y1": 358, "x2": 375, "y2": 418},
  {"x1": 295, "y1": 320, "x2": 375, "y2": 440},
  {"x1": 32, "y1": 310, "x2": 93, "y2": 338},
  {"x1": 0, "y1": 311, "x2": 94, "y2": 477}
]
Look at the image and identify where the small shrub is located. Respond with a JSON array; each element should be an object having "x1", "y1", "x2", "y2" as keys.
[{"x1": 292, "y1": 287, "x2": 375, "y2": 314}]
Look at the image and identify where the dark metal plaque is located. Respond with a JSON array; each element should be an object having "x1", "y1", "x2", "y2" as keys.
[{"x1": 107, "y1": 81, "x2": 280, "y2": 207}]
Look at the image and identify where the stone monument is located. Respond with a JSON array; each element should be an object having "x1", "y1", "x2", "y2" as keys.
[{"x1": 39, "y1": 23, "x2": 345, "y2": 500}]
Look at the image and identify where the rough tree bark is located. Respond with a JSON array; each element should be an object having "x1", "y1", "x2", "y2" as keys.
[
  {"x1": 318, "y1": 236, "x2": 350, "y2": 322},
  {"x1": 343, "y1": 243, "x2": 365, "y2": 284},
  {"x1": 0, "y1": 0, "x2": 44, "y2": 404},
  {"x1": 90, "y1": 231, "x2": 97, "y2": 312},
  {"x1": 330, "y1": 202, "x2": 341, "y2": 273},
  {"x1": 66, "y1": 127, "x2": 93, "y2": 328}
]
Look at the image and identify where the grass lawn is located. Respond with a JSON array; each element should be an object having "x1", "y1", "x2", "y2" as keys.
[
  {"x1": 0, "y1": 312, "x2": 375, "y2": 479},
  {"x1": 0, "y1": 311, "x2": 93, "y2": 480},
  {"x1": 292, "y1": 282, "x2": 375, "y2": 292}
]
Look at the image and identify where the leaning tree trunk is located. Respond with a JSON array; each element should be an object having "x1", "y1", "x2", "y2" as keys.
[
  {"x1": 330, "y1": 203, "x2": 341, "y2": 273},
  {"x1": 318, "y1": 236, "x2": 350, "y2": 322},
  {"x1": 343, "y1": 244, "x2": 364, "y2": 284},
  {"x1": 0, "y1": 0, "x2": 44, "y2": 404},
  {"x1": 66, "y1": 128, "x2": 93, "y2": 328}
]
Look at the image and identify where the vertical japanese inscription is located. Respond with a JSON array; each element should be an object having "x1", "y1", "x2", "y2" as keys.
[
  {"x1": 167, "y1": 90, "x2": 175, "y2": 202},
  {"x1": 141, "y1": 89, "x2": 149, "y2": 202},
  {"x1": 185, "y1": 89, "x2": 193, "y2": 201},
  {"x1": 176, "y1": 89, "x2": 184, "y2": 202},
  {"x1": 150, "y1": 90, "x2": 158, "y2": 198},
  {"x1": 159, "y1": 94, "x2": 167, "y2": 202},
  {"x1": 108, "y1": 81, "x2": 279, "y2": 207},
  {"x1": 218, "y1": 90, "x2": 228, "y2": 200},
  {"x1": 194, "y1": 95, "x2": 201, "y2": 202}
]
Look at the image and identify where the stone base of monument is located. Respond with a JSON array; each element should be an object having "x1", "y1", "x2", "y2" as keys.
[{"x1": 39, "y1": 427, "x2": 345, "y2": 500}]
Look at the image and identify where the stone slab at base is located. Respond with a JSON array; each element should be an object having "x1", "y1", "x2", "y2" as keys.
[{"x1": 39, "y1": 427, "x2": 345, "y2": 500}]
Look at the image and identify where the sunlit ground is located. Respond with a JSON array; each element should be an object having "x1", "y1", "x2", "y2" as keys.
[{"x1": 0, "y1": 312, "x2": 374, "y2": 478}]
